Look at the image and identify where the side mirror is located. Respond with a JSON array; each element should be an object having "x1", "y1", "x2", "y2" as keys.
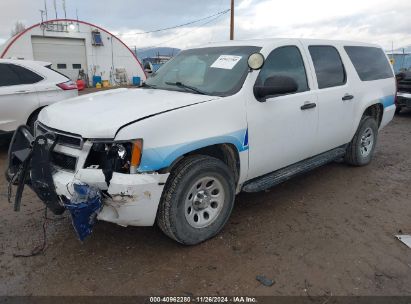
[
  {"x1": 254, "y1": 75, "x2": 298, "y2": 102},
  {"x1": 248, "y1": 53, "x2": 265, "y2": 70}
]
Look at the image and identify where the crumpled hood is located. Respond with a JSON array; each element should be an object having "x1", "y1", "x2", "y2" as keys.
[{"x1": 39, "y1": 88, "x2": 219, "y2": 138}]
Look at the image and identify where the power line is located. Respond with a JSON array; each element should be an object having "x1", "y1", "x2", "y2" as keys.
[
  {"x1": 134, "y1": 12, "x2": 227, "y2": 51},
  {"x1": 131, "y1": 9, "x2": 230, "y2": 35}
]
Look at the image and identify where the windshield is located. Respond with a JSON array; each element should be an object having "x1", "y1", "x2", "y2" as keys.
[{"x1": 145, "y1": 46, "x2": 261, "y2": 96}]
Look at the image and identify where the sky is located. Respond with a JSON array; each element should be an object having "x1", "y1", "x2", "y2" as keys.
[{"x1": 1, "y1": 0, "x2": 411, "y2": 51}]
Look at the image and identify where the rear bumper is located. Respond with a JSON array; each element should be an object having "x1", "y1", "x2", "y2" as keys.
[
  {"x1": 54, "y1": 169, "x2": 169, "y2": 226},
  {"x1": 397, "y1": 92, "x2": 411, "y2": 108},
  {"x1": 380, "y1": 104, "x2": 396, "y2": 130}
]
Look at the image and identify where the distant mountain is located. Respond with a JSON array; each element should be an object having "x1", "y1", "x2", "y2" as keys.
[
  {"x1": 387, "y1": 45, "x2": 411, "y2": 54},
  {"x1": 134, "y1": 47, "x2": 181, "y2": 61}
]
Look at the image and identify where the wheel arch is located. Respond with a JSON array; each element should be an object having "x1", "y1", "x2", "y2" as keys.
[
  {"x1": 26, "y1": 106, "x2": 45, "y2": 123},
  {"x1": 362, "y1": 103, "x2": 383, "y2": 127},
  {"x1": 159, "y1": 143, "x2": 241, "y2": 187}
]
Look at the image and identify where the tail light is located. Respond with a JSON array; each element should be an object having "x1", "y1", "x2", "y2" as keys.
[{"x1": 57, "y1": 80, "x2": 78, "y2": 90}]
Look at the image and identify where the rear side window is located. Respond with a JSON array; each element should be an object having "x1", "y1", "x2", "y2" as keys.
[
  {"x1": 0, "y1": 64, "x2": 21, "y2": 86},
  {"x1": 0, "y1": 63, "x2": 43, "y2": 86},
  {"x1": 9, "y1": 64, "x2": 43, "y2": 84},
  {"x1": 309, "y1": 46, "x2": 346, "y2": 89},
  {"x1": 256, "y1": 46, "x2": 309, "y2": 93},
  {"x1": 344, "y1": 46, "x2": 393, "y2": 81}
]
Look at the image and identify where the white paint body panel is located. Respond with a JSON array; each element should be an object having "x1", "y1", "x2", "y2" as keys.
[
  {"x1": 0, "y1": 59, "x2": 77, "y2": 132},
  {"x1": 35, "y1": 38, "x2": 396, "y2": 227}
]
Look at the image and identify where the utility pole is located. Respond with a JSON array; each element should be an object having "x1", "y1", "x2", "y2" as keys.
[{"x1": 230, "y1": 0, "x2": 234, "y2": 40}]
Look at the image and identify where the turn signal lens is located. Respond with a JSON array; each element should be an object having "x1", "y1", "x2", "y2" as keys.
[{"x1": 130, "y1": 139, "x2": 143, "y2": 173}]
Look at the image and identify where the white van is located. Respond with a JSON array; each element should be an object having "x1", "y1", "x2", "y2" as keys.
[{"x1": 7, "y1": 39, "x2": 396, "y2": 244}]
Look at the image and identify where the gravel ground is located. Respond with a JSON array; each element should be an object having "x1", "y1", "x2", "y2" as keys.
[{"x1": 0, "y1": 110, "x2": 410, "y2": 296}]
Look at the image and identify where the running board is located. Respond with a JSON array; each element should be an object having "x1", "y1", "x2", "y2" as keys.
[{"x1": 242, "y1": 147, "x2": 346, "y2": 193}]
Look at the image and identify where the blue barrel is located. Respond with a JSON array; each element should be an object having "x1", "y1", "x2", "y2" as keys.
[
  {"x1": 92, "y1": 76, "x2": 102, "y2": 87},
  {"x1": 133, "y1": 76, "x2": 141, "y2": 86}
]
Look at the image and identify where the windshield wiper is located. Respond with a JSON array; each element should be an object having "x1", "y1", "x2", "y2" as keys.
[{"x1": 165, "y1": 81, "x2": 207, "y2": 95}]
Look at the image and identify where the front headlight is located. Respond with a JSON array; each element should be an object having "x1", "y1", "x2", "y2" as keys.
[{"x1": 85, "y1": 139, "x2": 143, "y2": 174}]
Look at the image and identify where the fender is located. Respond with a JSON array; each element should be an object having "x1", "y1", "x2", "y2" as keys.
[
  {"x1": 114, "y1": 94, "x2": 248, "y2": 173},
  {"x1": 138, "y1": 128, "x2": 249, "y2": 172},
  {"x1": 351, "y1": 94, "x2": 395, "y2": 137}
]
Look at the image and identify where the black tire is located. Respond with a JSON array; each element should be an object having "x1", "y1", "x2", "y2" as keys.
[
  {"x1": 345, "y1": 116, "x2": 378, "y2": 166},
  {"x1": 157, "y1": 155, "x2": 235, "y2": 245},
  {"x1": 27, "y1": 110, "x2": 40, "y2": 134},
  {"x1": 395, "y1": 106, "x2": 402, "y2": 114}
]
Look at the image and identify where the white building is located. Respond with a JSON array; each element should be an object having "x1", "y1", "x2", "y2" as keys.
[{"x1": 0, "y1": 19, "x2": 146, "y2": 86}]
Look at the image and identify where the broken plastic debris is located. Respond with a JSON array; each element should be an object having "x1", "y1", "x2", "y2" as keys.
[
  {"x1": 63, "y1": 183, "x2": 102, "y2": 241},
  {"x1": 395, "y1": 235, "x2": 411, "y2": 248},
  {"x1": 256, "y1": 275, "x2": 274, "y2": 287}
]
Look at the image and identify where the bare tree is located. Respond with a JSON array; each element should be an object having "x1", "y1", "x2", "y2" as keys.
[{"x1": 11, "y1": 21, "x2": 26, "y2": 37}]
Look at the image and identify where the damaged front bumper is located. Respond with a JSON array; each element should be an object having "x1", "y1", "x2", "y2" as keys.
[
  {"x1": 6, "y1": 125, "x2": 169, "y2": 238},
  {"x1": 55, "y1": 169, "x2": 169, "y2": 226}
]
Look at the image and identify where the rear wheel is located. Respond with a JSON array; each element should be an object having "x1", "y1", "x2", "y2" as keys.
[
  {"x1": 157, "y1": 155, "x2": 235, "y2": 245},
  {"x1": 345, "y1": 116, "x2": 378, "y2": 166}
]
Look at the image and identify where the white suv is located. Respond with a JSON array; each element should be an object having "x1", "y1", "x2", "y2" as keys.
[
  {"x1": 7, "y1": 39, "x2": 396, "y2": 244},
  {"x1": 0, "y1": 59, "x2": 78, "y2": 134}
]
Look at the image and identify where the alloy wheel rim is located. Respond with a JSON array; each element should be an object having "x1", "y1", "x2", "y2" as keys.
[
  {"x1": 360, "y1": 127, "x2": 374, "y2": 157},
  {"x1": 184, "y1": 176, "x2": 225, "y2": 229}
]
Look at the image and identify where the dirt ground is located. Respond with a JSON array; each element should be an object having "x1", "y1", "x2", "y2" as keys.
[{"x1": 0, "y1": 111, "x2": 410, "y2": 296}]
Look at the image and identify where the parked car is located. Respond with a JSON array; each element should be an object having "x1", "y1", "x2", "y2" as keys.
[
  {"x1": 395, "y1": 71, "x2": 411, "y2": 113},
  {"x1": 7, "y1": 39, "x2": 396, "y2": 244},
  {"x1": 0, "y1": 59, "x2": 78, "y2": 135}
]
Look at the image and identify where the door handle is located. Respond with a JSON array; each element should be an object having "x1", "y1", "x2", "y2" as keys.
[
  {"x1": 14, "y1": 90, "x2": 31, "y2": 94},
  {"x1": 300, "y1": 102, "x2": 317, "y2": 110},
  {"x1": 342, "y1": 94, "x2": 354, "y2": 101}
]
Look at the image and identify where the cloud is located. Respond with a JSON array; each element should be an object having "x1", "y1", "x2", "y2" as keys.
[
  {"x1": 117, "y1": 0, "x2": 411, "y2": 50},
  {"x1": 1, "y1": 0, "x2": 411, "y2": 50}
]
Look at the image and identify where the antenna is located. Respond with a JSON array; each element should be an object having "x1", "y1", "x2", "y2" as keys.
[
  {"x1": 44, "y1": 0, "x2": 48, "y2": 21},
  {"x1": 39, "y1": 9, "x2": 45, "y2": 23},
  {"x1": 62, "y1": 0, "x2": 67, "y2": 19},
  {"x1": 53, "y1": 0, "x2": 58, "y2": 19}
]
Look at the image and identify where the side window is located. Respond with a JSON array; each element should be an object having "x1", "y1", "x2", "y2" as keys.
[
  {"x1": 0, "y1": 64, "x2": 21, "y2": 86},
  {"x1": 9, "y1": 64, "x2": 43, "y2": 84},
  {"x1": 309, "y1": 46, "x2": 346, "y2": 89},
  {"x1": 344, "y1": 46, "x2": 393, "y2": 81},
  {"x1": 256, "y1": 46, "x2": 309, "y2": 93}
]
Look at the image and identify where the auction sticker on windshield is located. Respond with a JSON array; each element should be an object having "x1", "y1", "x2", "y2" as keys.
[{"x1": 210, "y1": 55, "x2": 242, "y2": 69}]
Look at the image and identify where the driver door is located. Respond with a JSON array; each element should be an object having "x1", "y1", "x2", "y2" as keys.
[{"x1": 247, "y1": 44, "x2": 319, "y2": 179}]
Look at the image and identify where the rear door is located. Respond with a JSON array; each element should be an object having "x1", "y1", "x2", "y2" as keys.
[
  {"x1": 303, "y1": 44, "x2": 356, "y2": 153},
  {"x1": 0, "y1": 63, "x2": 42, "y2": 131},
  {"x1": 247, "y1": 43, "x2": 319, "y2": 179}
]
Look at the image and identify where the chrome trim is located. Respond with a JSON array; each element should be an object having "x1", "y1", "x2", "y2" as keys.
[{"x1": 36, "y1": 122, "x2": 84, "y2": 150}]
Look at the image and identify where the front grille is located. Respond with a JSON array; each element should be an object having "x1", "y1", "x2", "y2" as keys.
[
  {"x1": 51, "y1": 151, "x2": 77, "y2": 171},
  {"x1": 36, "y1": 122, "x2": 83, "y2": 149}
]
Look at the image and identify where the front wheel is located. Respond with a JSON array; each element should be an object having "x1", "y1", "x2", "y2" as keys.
[
  {"x1": 157, "y1": 155, "x2": 235, "y2": 245},
  {"x1": 345, "y1": 116, "x2": 378, "y2": 166}
]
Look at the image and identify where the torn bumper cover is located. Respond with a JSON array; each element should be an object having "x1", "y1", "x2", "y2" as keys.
[
  {"x1": 6, "y1": 125, "x2": 169, "y2": 240},
  {"x1": 55, "y1": 169, "x2": 169, "y2": 227}
]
